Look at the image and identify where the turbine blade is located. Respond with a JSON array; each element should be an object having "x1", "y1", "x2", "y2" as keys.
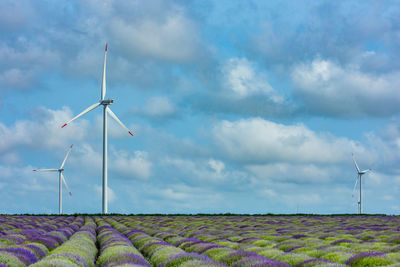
[
  {"x1": 61, "y1": 102, "x2": 101, "y2": 128},
  {"x1": 101, "y1": 43, "x2": 107, "y2": 100},
  {"x1": 107, "y1": 108, "x2": 134, "y2": 136},
  {"x1": 33, "y1": 169, "x2": 58, "y2": 172},
  {"x1": 60, "y1": 144, "x2": 73, "y2": 169},
  {"x1": 61, "y1": 173, "x2": 72, "y2": 196},
  {"x1": 352, "y1": 176, "x2": 358, "y2": 198},
  {"x1": 352, "y1": 153, "x2": 361, "y2": 173}
]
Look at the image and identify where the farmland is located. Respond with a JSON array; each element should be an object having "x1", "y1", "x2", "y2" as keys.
[{"x1": 1, "y1": 215, "x2": 400, "y2": 266}]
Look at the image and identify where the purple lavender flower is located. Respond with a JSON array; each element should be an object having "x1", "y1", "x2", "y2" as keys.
[
  {"x1": 124, "y1": 229, "x2": 146, "y2": 238},
  {"x1": 2, "y1": 235, "x2": 24, "y2": 244},
  {"x1": 28, "y1": 236, "x2": 59, "y2": 250},
  {"x1": 0, "y1": 247, "x2": 38, "y2": 265},
  {"x1": 22, "y1": 243, "x2": 47, "y2": 259}
]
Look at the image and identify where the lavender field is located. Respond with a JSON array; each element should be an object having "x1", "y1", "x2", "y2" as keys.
[{"x1": 1, "y1": 215, "x2": 400, "y2": 266}]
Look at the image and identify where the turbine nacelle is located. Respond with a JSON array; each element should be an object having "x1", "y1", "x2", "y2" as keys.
[
  {"x1": 101, "y1": 99, "x2": 114, "y2": 105},
  {"x1": 359, "y1": 169, "x2": 371, "y2": 175},
  {"x1": 59, "y1": 168, "x2": 64, "y2": 172}
]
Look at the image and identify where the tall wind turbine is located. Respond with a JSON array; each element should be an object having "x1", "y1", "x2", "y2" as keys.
[
  {"x1": 33, "y1": 144, "x2": 73, "y2": 215},
  {"x1": 61, "y1": 44, "x2": 133, "y2": 214},
  {"x1": 351, "y1": 153, "x2": 371, "y2": 214}
]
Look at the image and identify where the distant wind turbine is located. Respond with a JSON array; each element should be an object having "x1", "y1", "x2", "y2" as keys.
[
  {"x1": 61, "y1": 44, "x2": 133, "y2": 214},
  {"x1": 33, "y1": 144, "x2": 73, "y2": 215},
  {"x1": 351, "y1": 153, "x2": 371, "y2": 214}
]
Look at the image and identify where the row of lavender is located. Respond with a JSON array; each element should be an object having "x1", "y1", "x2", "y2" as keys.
[
  {"x1": 0, "y1": 216, "x2": 148, "y2": 266},
  {"x1": 103, "y1": 217, "x2": 226, "y2": 266},
  {"x1": 1, "y1": 215, "x2": 400, "y2": 266},
  {"x1": 107, "y1": 216, "x2": 316, "y2": 267},
  {"x1": 0, "y1": 215, "x2": 84, "y2": 266},
  {"x1": 109, "y1": 215, "x2": 400, "y2": 266}
]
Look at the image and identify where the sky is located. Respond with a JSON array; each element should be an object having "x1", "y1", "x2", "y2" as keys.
[{"x1": 1, "y1": 0, "x2": 400, "y2": 214}]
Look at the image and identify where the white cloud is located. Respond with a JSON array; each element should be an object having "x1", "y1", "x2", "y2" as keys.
[
  {"x1": 0, "y1": 68, "x2": 33, "y2": 89},
  {"x1": 247, "y1": 163, "x2": 333, "y2": 184},
  {"x1": 222, "y1": 58, "x2": 283, "y2": 102},
  {"x1": 0, "y1": 164, "x2": 55, "y2": 193},
  {"x1": 152, "y1": 183, "x2": 224, "y2": 209},
  {"x1": 160, "y1": 187, "x2": 191, "y2": 201},
  {"x1": 362, "y1": 121, "x2": 400, "y2": 169},
  {"x1": 111, "y1": 150, "x2": 152, "y2": 179},
  {"x1": 132, "y1": 96, "x2": 177, "y2": 119},
  {"x1": 70, "y1": 144, "x2": 102, "y2": 174},
  {"x1": 162, "y1": 157, "x2": 229, "y2": 182},
  {"x1": 282, "y1": 193, "x2": 322, "y2": 206},
  {"x1": 212, "y1": 117, "x2": 366, "y2": 164},
  {"x1": 208, "y1": 159, "x2": 225, "y2": 175},
  {"x1": 0, "y1": 152, "x2": 21, "y2": 165},
  {"x1": 262, "y1": 189, "x2": 277, "y2": 198},
  {"x1": 71, "y1": 144, "x2": 152, "y2": 180},
  {"x1": 109, "y1": 12, "x2": 200, "y2": 62},
  {"x1": 383, "y1": 195, "x2": 394, "y2": 201},
  {"x1": 0, "y1": 106, "x2": 89, "y2": 153},
  {"x1": 0, "y1": 41, "x2": 60, "y2": 90},
  {"x1": 94, "y1": 185, "x2": 116, "y2": 203},
  {"x1": 0, "y1": 0, "x2": 34, "y2": 31},
  {"x1": 144, "y1": 96, "x2": 176, "y2": 117},
  {"x1": 292, "y1": 59, "x2": 400, "y2": 116},
  {"x1": 0, "y1": 40, "x2": 59, "y2": 68}
]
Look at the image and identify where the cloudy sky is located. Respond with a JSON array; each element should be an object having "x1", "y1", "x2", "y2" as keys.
[{"x1": 1, "y1": 0, "x2": 400, "y2": 214}]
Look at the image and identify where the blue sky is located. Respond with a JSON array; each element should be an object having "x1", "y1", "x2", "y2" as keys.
[{"x1": 1, "y1": 0, "x2": 400, "y2": 214}]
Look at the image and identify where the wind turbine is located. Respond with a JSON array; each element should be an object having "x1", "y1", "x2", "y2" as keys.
[
  {"x1": 351, "y1": 153, "x2": 371, "y2": 214},
  {"x1": 33, "y1": 144, "x2": 73, "y2": 215},
  {"x1": 61, "y1": 44, "x2": 133, "y2": 214}
]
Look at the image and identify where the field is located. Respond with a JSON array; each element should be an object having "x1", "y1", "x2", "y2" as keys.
[{"x1": 1, "y1": 215, "x2": 400, "y2": 266}]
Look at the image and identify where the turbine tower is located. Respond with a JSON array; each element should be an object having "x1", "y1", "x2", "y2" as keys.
[
  {"x1": 61, "y1": 44, "x2": 133, "y2": 214},
  {"x1": 351, "y1": 153, "x2": 371, "y2": 214},
  {"x1": 33, "y1": 144, "x2": 73, "y2": 215}
]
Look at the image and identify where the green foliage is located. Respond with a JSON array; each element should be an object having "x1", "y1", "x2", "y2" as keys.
[
  {"x1": 31, "y1": 257, "x2": 79, "y2": 267},
  {"x1": 273, "y1": 252, "x2": 311, "y2": 265},
  {"x1": 179, "y1": 259, "x2": 222, "y2": 266},
  {"x1": 252, "y1": 239, "x2": 276, "y2": 248},
  {"x1": 349, "y1": 255, "x2": 395, "y2": 266},
  {"x1": 0, "y1": 251, "x2": 26, "y2": 267},
  {"x1": 204, "y1": 247, "x2": 235, "y2": 261},
  {"x1": 321, "y1": 251, "x2": 354, "y2": 263},
  {"x1": 214, "y1": 241, "x2": 240, "y2": 249},
  {"x1": 150, "y1": 246, "x2": 184, "y2": 266}
]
